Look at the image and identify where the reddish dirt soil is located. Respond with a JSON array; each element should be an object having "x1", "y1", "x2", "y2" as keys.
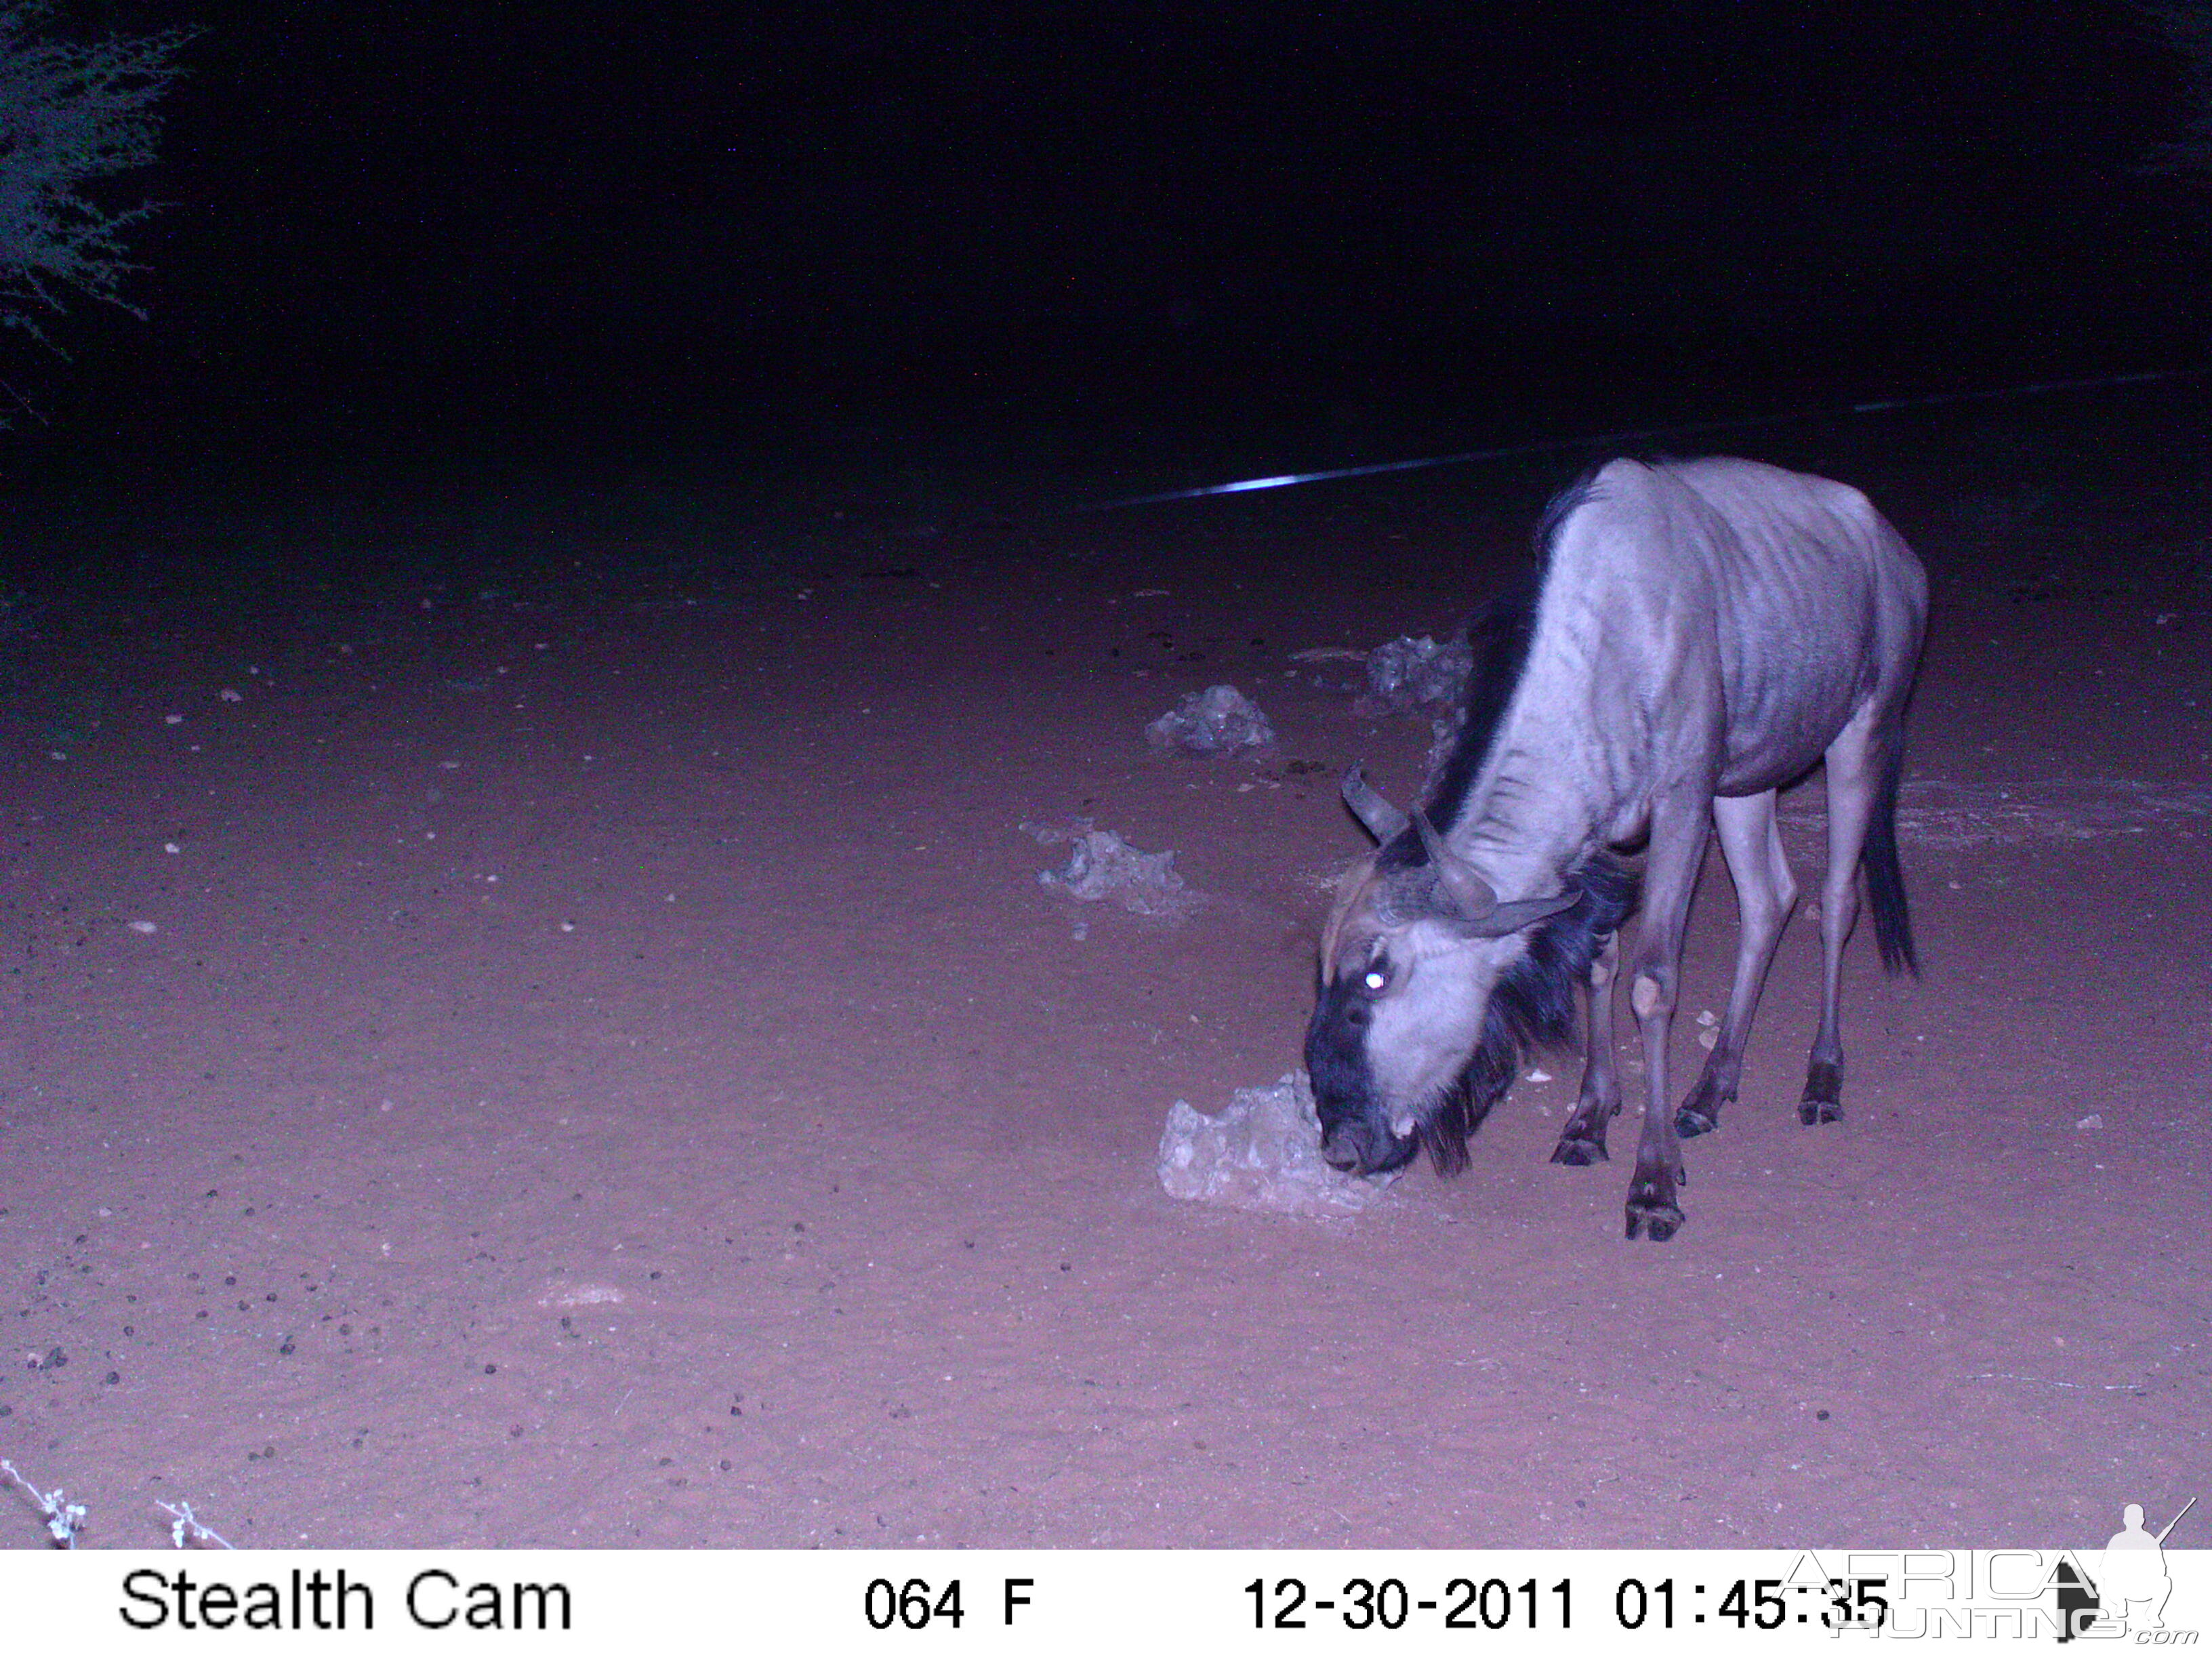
[{"x1": 1, "y1": 431, "x2": 2205, "y2": 1549}]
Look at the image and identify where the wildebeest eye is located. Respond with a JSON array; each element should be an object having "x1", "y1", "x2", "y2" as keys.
[{"x1": 1362, "y1": 964, "x2": 1389, "y2": 992}]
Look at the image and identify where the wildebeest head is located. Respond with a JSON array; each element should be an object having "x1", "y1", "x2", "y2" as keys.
[{"x1": 1305, "y1": 766, "x2": 1580, "y2": 1176}]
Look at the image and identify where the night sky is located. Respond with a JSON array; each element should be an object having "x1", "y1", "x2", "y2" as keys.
[{"x1": 20, "y1": 1, "x2": 2212, "y2": 462}]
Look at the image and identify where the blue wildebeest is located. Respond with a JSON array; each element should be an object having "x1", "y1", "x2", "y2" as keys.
[{"x1": 1305, "y1": 457, "x2": 1927, "y2": 1240}]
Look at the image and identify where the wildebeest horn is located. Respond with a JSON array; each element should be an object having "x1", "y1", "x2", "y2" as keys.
[
  {"x1": 1340, "y1": 765, "x2": 1408, "y2": 842},
  {"x1": 1408, "y1": 811, "x2": 1582, "y2": 935},
  {"x1": 1456, "y1": 888, "x2": 1583, "y2": 937},
  {"x1": 1412, "y1": 810, "x2": 1498, "y2": 917}
]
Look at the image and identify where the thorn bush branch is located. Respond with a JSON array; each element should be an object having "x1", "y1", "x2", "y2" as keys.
[{"x1": 0, "y1": 3, "x2": 192, "y2": 349}]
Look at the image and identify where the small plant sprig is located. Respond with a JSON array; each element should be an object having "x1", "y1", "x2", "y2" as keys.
[
  {"x1": 1, "y1": 1456, "x2": 87, "y2": 1547},
  {"x1": 155, "y1": 1498, "x2": 234, "y2": 1551}
]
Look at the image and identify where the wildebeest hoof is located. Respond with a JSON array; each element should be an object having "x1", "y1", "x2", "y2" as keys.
[
  {"x1": 1549, "y1": 1134, "x2": 1608, "y2": 1166},
  {"x1": 1625, "y1": 1197, "x2": 1685, "y2": 1242},
  {"x1": 1674, "y1": 1104, "x2": 1719, "y2": 1139},
  {"x1": 1797, "y1": 1098, "x2": 1844, "y2": 1127},
  {"x1": 1624, "y1": 1173, "x2": 1684, "y2": 1241}
]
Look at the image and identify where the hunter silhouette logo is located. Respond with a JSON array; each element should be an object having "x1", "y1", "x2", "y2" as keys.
[{"x1": 2056, "y1": 1496, "x2": 2196, "y2": 1641}]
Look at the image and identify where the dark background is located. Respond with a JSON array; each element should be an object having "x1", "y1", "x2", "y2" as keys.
[{"x1": 9, "y1": 1, "x2": 2210, "y2": 474}]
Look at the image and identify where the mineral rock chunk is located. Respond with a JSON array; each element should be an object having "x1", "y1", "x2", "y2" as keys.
[
  {"x1": 1158, "y1": 1071, "x2": 1397, "y2": 1216},
  {"x1": 1145, "y1": 684, "x2": 1276, "y2": 755},
  {"x1": 1036, "y1": 825, "x2": 1194, "y2": 918}
]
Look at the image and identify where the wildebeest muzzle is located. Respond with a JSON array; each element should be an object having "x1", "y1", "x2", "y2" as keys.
[
  {"x1": 1317, "y1": 1110, "x2": 1419, "y2": 1176},
  {"x1": 1306, "y1": 990, "x2": 1421, "y2": 1174}
]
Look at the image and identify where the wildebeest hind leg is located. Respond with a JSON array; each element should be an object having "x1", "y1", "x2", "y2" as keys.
[
  {"x1": 1677, "y1": 790, "x2": 1797, "y2": 1139},
  {"x1": 1801, "y1": 709, "x2": 1884, "y2": 1124},
  {"x1": 1552, "y1": 933, "x2": 1621, "y2": 1165}
]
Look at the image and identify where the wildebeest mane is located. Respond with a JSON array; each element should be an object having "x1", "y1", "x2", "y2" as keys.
[
  {"x1": 1376, "y1": 470, "x2": 1603, "y2": 874},
  {"x1": 1418, "y1": 849, "x2": 1639, "y2": 1174},
  {"x1": 1350, "y1": 466, "x2": 1637, "y2": 1174}
]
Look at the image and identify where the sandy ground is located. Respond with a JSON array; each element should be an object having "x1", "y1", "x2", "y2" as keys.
[{"x1": 0, "y1": 424, "x2": 2206, "y2": 1550}]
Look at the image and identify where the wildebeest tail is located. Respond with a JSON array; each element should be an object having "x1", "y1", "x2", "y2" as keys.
[{"x1": 1863, "y1": 737, "x2": 1918, "y2": 978}]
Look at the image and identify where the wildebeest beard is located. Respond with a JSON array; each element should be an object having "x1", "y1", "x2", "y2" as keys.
[{"x1": 1416, "y1": 851, "x2": 1639, "y2": 1175}]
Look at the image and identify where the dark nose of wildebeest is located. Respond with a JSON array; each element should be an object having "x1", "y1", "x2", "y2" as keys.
[
  {"x1": 1309, "y1": 1053, "x2": 1421, "y2": 1173},
  {"x1": 1317, "y1": 1113, "x2": 1419, "y2": 1175}
]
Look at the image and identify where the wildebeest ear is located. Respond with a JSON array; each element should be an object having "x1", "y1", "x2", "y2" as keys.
[
  {"x1": 1341, "y1": 765, "x2": 1408, "y2": 842},
  {"x1": 1446, "y1": 888, "x2": 1582, "y2": 939}
]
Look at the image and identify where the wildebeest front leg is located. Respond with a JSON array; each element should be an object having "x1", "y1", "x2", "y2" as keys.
[
  {"x1": 1551, "y1": 932, "x2": 1621, "y2": 1164},
  {"x1": 1676, "y1": 790, "x2": 1797, "y2": 1139},
  {"x1": 1625, "y1": 791, "x2": 1713, "y2": 1241}
]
